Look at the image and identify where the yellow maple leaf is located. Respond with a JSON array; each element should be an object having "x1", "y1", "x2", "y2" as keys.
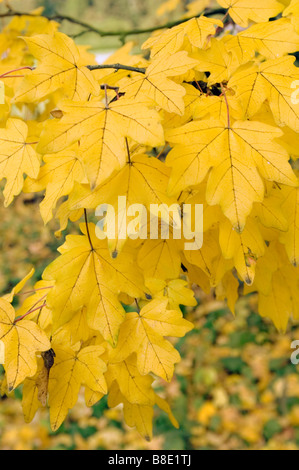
[
  {"x1": 24, "y1": 144, "x2": 86, "y2": 224},
  {"x1": 137, "y1": 238, "x2": 182, "y2": 280},
  {"x1": 43, "y1": 223, "x2": 144, "y2": 344},
  {"x1": 38, "y1": 98, "x2": 164, "y2": 189},
  {"x1": 48, "y1": 342, "x2": 107, "y2": 431},
  {"x1": 120, "y1": 51, "x2": 198, "y2": 115},
  {"x1": 217, "y1": 0, "x2": 284, "y2": 27},
  {"x1": 0, "y1": 298, "x2": 50, "y2": 391},
  {"x1": 193, "y1": 38, "x2": 232, "y2": 85},
  {"x1": 219, "y1": 217, "x2": 265, "y2": 285},
  {"x1": 3, "y1": 268, "x2": 35, "y2": 303},
  {"x1": 142, "y1": 16, "x2": 223, "y2": 57},
  {"x1": 107, "y1": 356, "x2": 156, "y2": 405},
  {"x1": 145, "y1": 278, "x2": 197, "y2": 310},
  {"x1": 234, "y1": 18, "x2": 299, "y2": 59},
  {"x1": 110, "y1": 298, "x2": 193, "y2": 381},
  {"x1": 67, "y1": 152, "x2": 176, "y2": 254},
  {"x1": 108, "y1": 382, "x2": 179, "y2": 439},
  {"x1": 283, "y1": 0, "x2": 299, "y2": 31},
  {"x1": 229, "y1": 56, "x2": 299, "y2": 132},
  {"x1": 14, "y1": 32, "x2": 99, "y2": 102},
  {"x1": 0, "y1": 118, "x2": 40, "y2": 206},
  {"x1": 166, "y1": 119, "x2": 297, "y2": 230},
  {"x1": 279, "y1": 186, "x2": 299, "y2": 266},
  {"x1": 15, "y1": 280, "x2": 53, "y2": 334},
  {"x1": 184, "y1": 228, "x2": 224, "y2": 284},
  {"x1": 259, "y1": 270, "x2": 293, "y2": 332}
]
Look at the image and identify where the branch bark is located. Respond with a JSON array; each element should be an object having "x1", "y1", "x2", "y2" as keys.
[{"x1": 87, "y1": 64, "x2": 146, "y2": 74}]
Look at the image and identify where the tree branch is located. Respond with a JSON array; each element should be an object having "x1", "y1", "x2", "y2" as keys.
[
  {"x1": 0, "y1": 7, "x2": 227, "y2": 39},
  {"x1": 87, "y1": 64, "x2": 146, "y2": 74}
]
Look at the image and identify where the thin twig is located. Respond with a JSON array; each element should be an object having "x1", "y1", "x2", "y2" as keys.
[
  {"x1": 0, "y1": 7, "x2": 227, "y2": 39},
  {"x1": 87, "y1": 64, "x2": 146, "y2": 74}
]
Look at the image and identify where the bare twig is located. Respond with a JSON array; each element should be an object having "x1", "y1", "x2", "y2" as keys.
[{"x1": 0, "y1": 7, "x2": 227, "y2": 39}]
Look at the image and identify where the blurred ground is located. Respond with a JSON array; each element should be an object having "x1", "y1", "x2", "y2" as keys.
[{"x1": 1, "y1": 197, "x2": 299, "y2": 450}]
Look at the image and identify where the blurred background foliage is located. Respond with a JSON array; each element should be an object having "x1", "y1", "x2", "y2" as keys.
[{"x1": 0, "y1": 0, "x2": 299, "y2": 451}]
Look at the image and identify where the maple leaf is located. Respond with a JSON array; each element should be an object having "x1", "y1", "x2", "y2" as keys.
[
  {"x1": 138, "y1": 238, "x2": 182, "y2": 280},
  {"x1": 15, "y1": 280, "x2": 53, "y2": 333},
  {"x1": 22, "y1": 363, "x2": 43, "y2": 423},
  {"x1": 66, "y1": 152, "x2": 177, "y2": 253},
  {"x1": 24, "y1": 144, "x2": 86, "y2": 223},
  {"x1": 2, "y1": 0, "x2": 299, "y2": 434},
  {"x1": 38, "y1": 98, "x2": 164, "y2": 189},
  {"x1": 120, "y1": 51, "x2": 198, "y2": 115},
  {"x1": 229, "y1": 56, "x2": 299, "y2": 132},
  {"x1": 142, "y1": 16, "x2": 223, "y2": 57},
  {"x1": 48, "y1": 342, "x2": 107, "y2": 431},
  {"x1": 14, "y1": 32, "x2": 99, "y2": 102},
  {"x1": 107, "y1": 379, "x2": 154, "y2": 438},
  {"x1": 193, "y1": 38, "x2": 232, "y2": 86},
  {"x1": 233, "y1": 18, "x2": 299, "y2": 60},
  {"x1": 107, "y1": 355, "x2": 156, "y2": 407},
  {"x1": 43, "y1": 223, "x2": 144, "y2": 344},
  {"x1": 217, "y1": 0, "x2": 284, "y2": 27},
  {"x1": 183, "y1": 229, "x2": 224, "y2": 284},
  {"x1": 0, "y1": 298, "x2": 50, "y2": 391},
  {"x1": 3, "y1": 268, "x2": 35, "y2": 303},
  {"x1": 283, "y1": 0, "x2": 299, "y2": 31},
  {"x1": 108, "y1": 381, "x2": 178, "y2": 440},
  {"x1": 0, "y1": 118, "x2": 40, "y2": 206},
  {"x1": 110, "y1": 298, "x2": 193, "y2": 381},
  {"x1": 245, "y1": 242, "x2": 299, "y2": 329},
  {"x1": 219, "y1": 217, "x2": 266, "y2": 285},
  {"x1": 166, "y1": 119, "x2": 297, "y2": 231},
  {"x1": 145, "y1": 278, "x2": 197, "y2": 310},
  {"x1": 279, "y1": 186, "x2": 299, "y2": 267},
  {"x1": 258, "y1": 270, "x2": 293, "y2": 332}
]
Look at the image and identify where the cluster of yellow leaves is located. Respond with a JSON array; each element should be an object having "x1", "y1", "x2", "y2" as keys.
[
  {"x1": 1, "y1": 293, "x2": 299, "y2": 450},
  {"x1": 0, "y1": 0, "x2": 299, "y2": 438}
]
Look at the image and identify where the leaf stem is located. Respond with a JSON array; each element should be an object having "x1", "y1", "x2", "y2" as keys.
[
  {"x1": 125, "y1": 137, "x2": 131, "y2": 164},
  {"x1": 0, "y1": 66, "x2": 33, "y2": 79},
  {"x1": 17, "y1": 286, "x2": 54, "y2": 296},
  {"x1": 84, "y1": 209, "x2": 94, "y2": 251},
  {"x1": 14, "y1": 293, "x2": 48, "y2": 323},
  {"x1": 221, "y1": 84, "x2": 231, "y2": 128}
]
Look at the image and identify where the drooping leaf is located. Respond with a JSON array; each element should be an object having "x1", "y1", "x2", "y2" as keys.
[
  {"x1": 48, "y1": 343, "x2": 107, "y2": 431},
  {"x1": 38, "y1": 98, "x2": 164, "y2": 189},
  {"x1": 0, "y1": 298, "x2": 50, "y2": 391},
  {"x1": 0, "y1": 118, "x2": 40, "y2": 206},
  {"x1": 217, "y1": 0, "x2": 284, "y2": 27},
  {"x1": 14, "y1": 32, "x2": 99, "y2": 102}
]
